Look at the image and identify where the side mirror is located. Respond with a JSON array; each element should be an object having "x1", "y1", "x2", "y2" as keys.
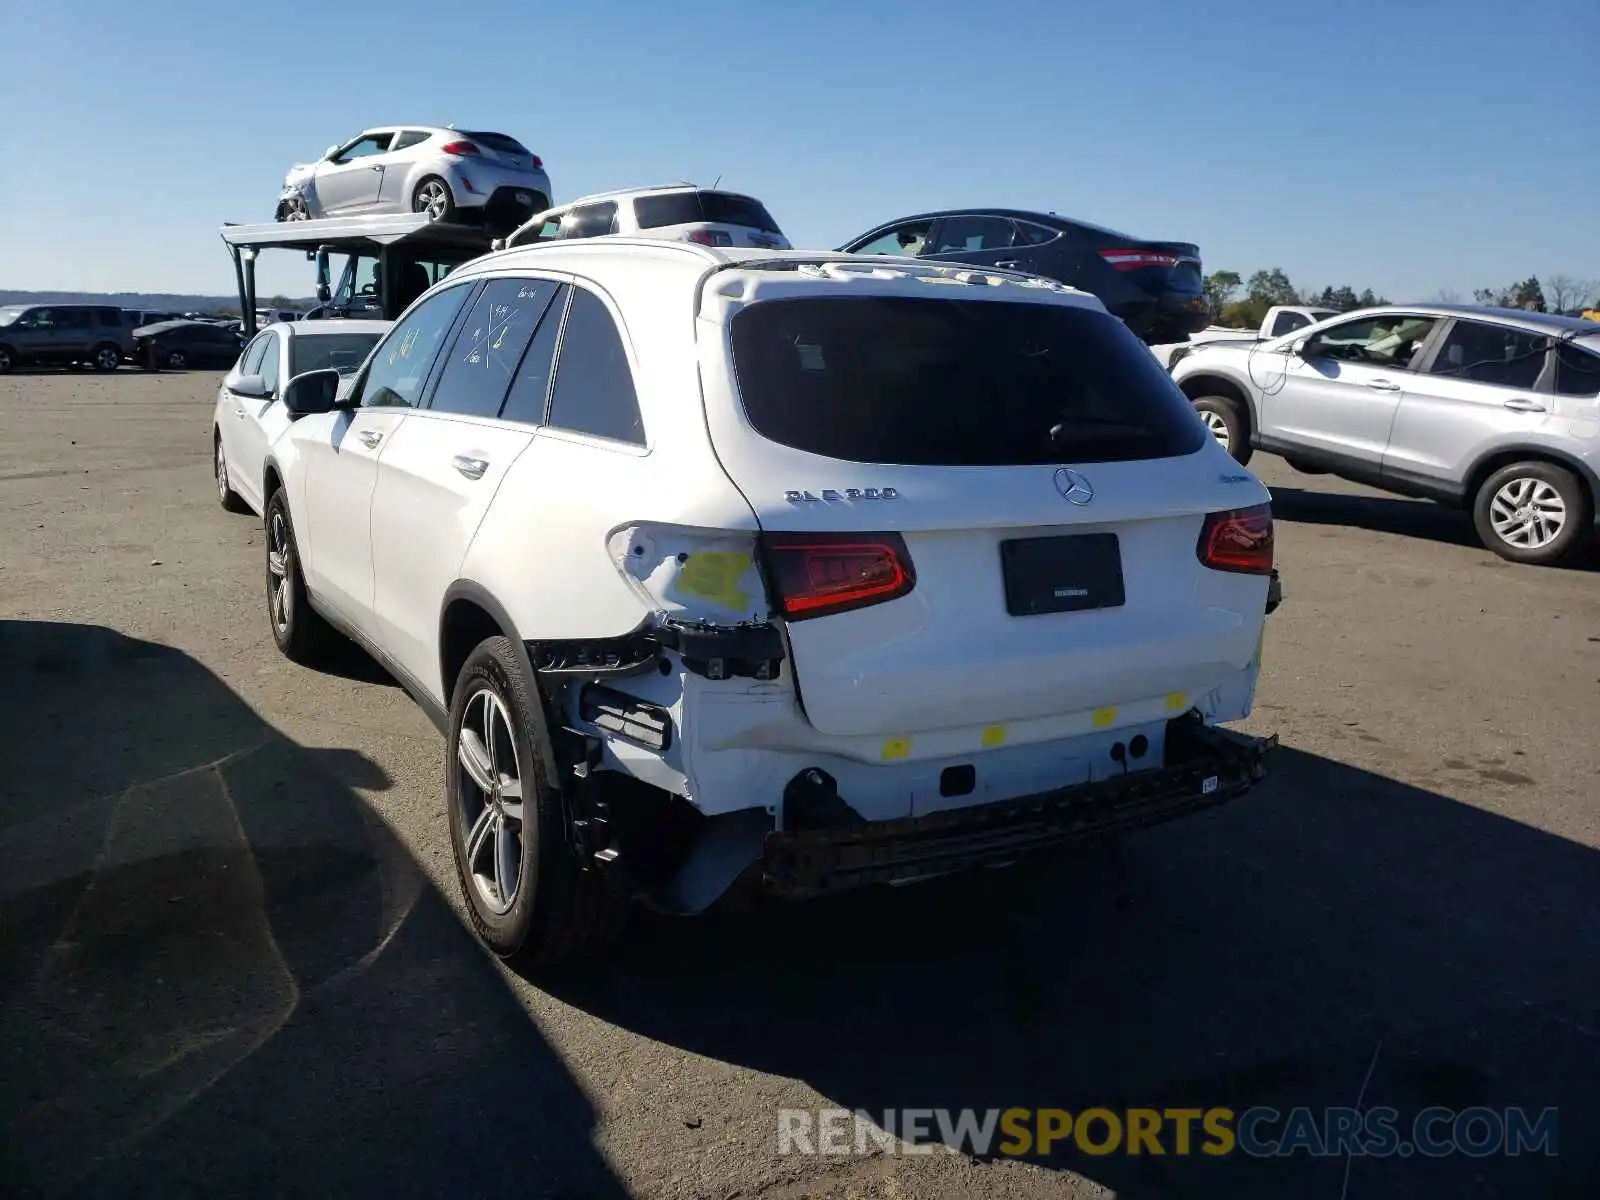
[
  {"x1": 231, "y1": 373, "x2": 272, "y2": 399},
  {"x1": 281, "y1": 368, "x2": 342, "y2": 416},
  {"x1": 324, "y1": 144, "x2": 340, "y2": 160},
  {"x1": 1291, "y1": 338, "x2": 1310, "y2": 357}
]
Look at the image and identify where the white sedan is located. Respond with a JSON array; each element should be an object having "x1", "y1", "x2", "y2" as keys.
[{"x1": 213, "y1": 320, "x2": 390, "y2": 516}]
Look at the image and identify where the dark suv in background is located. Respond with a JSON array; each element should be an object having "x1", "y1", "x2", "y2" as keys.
[
  {"x1": 0, "y1": 303, "x2": 132, "y2": 372},
  {"x1": 838, "y1": 208, "x2": 1209, "y2": 344}
]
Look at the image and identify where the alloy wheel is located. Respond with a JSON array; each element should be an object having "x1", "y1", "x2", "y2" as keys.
[
  {"x1": 95, "y1": 347, "x2": 120, "y2": 371},
  {"x1": 1200, "y1": 409, "x2": 1232, "y2": 451},
  {"x1": 216, "y1": 442, "x2": 230, "y2": 503},
  {"x1": 456, "y1": 688, "x2": 525, "y2": 915},
  {"x1": 285, "y1": 197, "x2": 309, "y2": 221},
  {"x1": 168, "y1": 350, "x2": 186, "y2": 368},
  {"x1": 415, "y1": 181, "x2": 450, "y2": 221},
  {"x1": 1489, "y1": 477, "x2": 1566, "y2": 550},
  {"x1": 267, "y1": 509, "x2": 294, "y2": 634}
]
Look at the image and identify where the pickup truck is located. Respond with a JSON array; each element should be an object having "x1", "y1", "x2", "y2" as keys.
[{"x1": 1151, "y1": 305, "x2": 1337, "y2": 370}]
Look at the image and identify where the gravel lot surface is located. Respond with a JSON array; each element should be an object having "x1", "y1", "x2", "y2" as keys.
[{"x1": 3, "y1": 368, "x2": 1596, "y2": 1198}]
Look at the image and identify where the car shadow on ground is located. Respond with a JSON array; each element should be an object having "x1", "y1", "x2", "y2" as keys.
[
  {"x1": 543, "y1": 747, "x2": 1599, "y2": 1196},
  {"x1": 1269, "y1": 484, "x2": 1600, "y2": 570},
  {"x1": 0, "y1": 621, "x2": 625, "y2": 1200}
]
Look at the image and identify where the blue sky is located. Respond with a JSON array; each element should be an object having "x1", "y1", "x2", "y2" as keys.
[{"x1": 2, "y1": 0, "x2": 1595, "y2": 302}]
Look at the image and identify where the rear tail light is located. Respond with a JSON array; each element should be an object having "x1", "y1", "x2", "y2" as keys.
[
  {"x1": 759, "y1": 532, "x2": 916, "y2": 620},
  {"x1": 1099, "y1": 248, "x2": 1182, "y2": 272},
  {"x1": 529, "y1": 154, "x2": 543, "y2": 168},
  {"x1": 686, "y1": 229, "x2": 734, "y2": 247},
  {"x1": 1197, "y1": 504, "x2": 1274, "y2": 575},
  {"x1": 440, "y1": 140, "x2": 482, "y2": 157}
]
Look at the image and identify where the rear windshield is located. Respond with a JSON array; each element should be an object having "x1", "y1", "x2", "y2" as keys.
[
  {"x1": 635, "y1": 191, "x2": 783, "y2": 234},
  {"x1": 728, "y1": 297, "x2": 1207, "y2": 466},
  {"x1": 464, "y1": 131, "x2": 531, "y2": 156},
  {"x1": 291, "y1": 332, "x2": 383, "y2": 377}
]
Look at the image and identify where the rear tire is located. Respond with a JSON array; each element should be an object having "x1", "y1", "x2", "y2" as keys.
[
  {"x1": 0, "y1": 345, "x2": 13, "y2": 373},
  {"x1": 91, "y1": 343, "x2": 122, "y2": 373},
  {"x1": 1472, "y1": 461, "x2": 1591, "y2": 567},
  {"x1": 1192, "y1": 395, "x2": 1253, "y2": 466},
  {"x1": 448, "y1": 636, "x2": 628, "y2": 966},
  {"x1": 215, "y1": 433, "x2": 249, "y2": 513},
  {"x1": 264, "y1": 488, "x2": 334, "y2": 663},
  {"x1": 412, "y1": 176, "x2": 456, "y2": 223}
]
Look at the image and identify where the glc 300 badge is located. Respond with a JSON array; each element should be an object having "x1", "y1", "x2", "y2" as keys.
[{"x1": 784, "y1": 487, "x2": 900, "y2": 502}]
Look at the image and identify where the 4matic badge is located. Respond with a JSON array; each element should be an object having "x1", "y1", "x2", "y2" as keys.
[{"x1": 784, "y1": 487, "x2": 901, "y2": 503}]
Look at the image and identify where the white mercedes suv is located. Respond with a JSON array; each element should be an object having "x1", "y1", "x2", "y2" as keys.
[{"x1": 260, "y1": 242, "x2": 1282, "y2": 964}]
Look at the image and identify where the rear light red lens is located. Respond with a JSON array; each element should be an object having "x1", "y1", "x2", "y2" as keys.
[
  {"x1": 760, "y1": 532, "x2": 916, "y2": 620},
  {"x1": 529, "y1": 154, "x2": 543, "y2": 168},
  {"x1": 1099, "y1": 248, "x2": 1182, "y2": 272},
  {"x1": 1197, "y1": 504, "x2": 1274, "y2": 575},
  {"x1": 686, "y1": 229, "x2": 733, "y2": 247},
  {"x1": 440, "y1": 140, "x2": 481, "y2": 157}
]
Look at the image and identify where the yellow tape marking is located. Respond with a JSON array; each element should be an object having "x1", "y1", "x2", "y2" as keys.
[
  {"x1": 1166, "y1": 692, "x2": 1188, "y2": 711},
  {"x1": 882, "y1": 737, "x2": 912, "y2": 761},
  {"x1": 1092, "y1": 707, "x2": 1117, "y2": 728},
  {"x1": 677, "y1": 552, "x2": 750, "y2": 611},
  {"x1": 981, "y1": 724, "x2": 1007, "y2": 748}
]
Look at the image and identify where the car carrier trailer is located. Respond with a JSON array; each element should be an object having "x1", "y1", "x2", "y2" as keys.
[{"x1": 219, "y1": 213, "x2": 497, "y2": 338}]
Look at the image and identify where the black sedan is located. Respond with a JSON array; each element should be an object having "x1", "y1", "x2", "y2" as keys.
[
  {"x1": 132, "y1": 320, "x2": 246, "y2": 370},
  {"x1": 838, "y1": 208, "x2": 1209, "y2": 345}
]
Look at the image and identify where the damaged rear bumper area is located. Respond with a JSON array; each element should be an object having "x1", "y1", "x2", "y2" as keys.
[{"x1": 762, "y1": 718, "x2": 1277, "y2": 899}]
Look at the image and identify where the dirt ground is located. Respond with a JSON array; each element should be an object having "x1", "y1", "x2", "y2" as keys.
[{"x1": 2, "y1": 367, "x2": 1596, "y2": 1199}]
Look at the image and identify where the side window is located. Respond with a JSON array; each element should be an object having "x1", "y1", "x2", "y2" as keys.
[
  {"x1": 430, "y1": 277, "x2": 561, "y2": 418},
  {"x1": 926, "y1": 216, "x2": 1018, "y2": 255},
  {"x1": 1309, "y1": 315, "x2": 1438, "y2": 369},
  {"x1": 16, "y1": 308, "x2": 48, "y2": 329},
  {"x1": 499, "y1": 286, "x2": 569, "y2": 425},
  {"x1": 53, "y1": 308, "x2": 91, "y2": 330},
  {"x1": 850, "y1": 220, "x2": 933, "y2": 256},
  {"x1": 559, "y1": 202, "x2": 619, "y2": 240},
  {"x1": 1426, "y1": 321, "x2": 1548, "y2": 390},
  {"x1": 96, "y1": 308, "x2": 122, "y2": 328},
  {"x1": 257, "y1": 332, "x2": 280, "y2": 392},
  {"x1": 1013, "y1": 221, "x2": 1059, "y2": 247},
  {"x1": 357, "y1": 285, "x2": 472, "y2": 408},
  {"x1": 1271, "y1": 311, "x2": 1311, "y2": 337},
  {"x1": 333, "y1": 133, "x2": 392, "y2": 162},
  {"x1": 240, "y1": 333, "x2": 271, "y2": 376},
  {"x1": 1555, "y1": 344, "x2": 1600, "y2": 398},
  {"x1": 546, "y1": 288, "x2": 645, "y2": 445},
  {"x1": 391, "y1": 129, "x2": 429, "y2": 151}
]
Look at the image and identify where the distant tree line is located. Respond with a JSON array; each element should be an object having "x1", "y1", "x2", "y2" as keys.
[{"x1": 1202, "y1": 269, "x2": 1599, "y2": 330}]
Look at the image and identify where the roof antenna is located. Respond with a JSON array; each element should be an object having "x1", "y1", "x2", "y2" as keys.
[{"x1": 711, "y1": 173, "x2": 722, "y2": 190}]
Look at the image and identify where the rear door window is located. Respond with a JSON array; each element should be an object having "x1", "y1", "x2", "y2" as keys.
[
  {"x1": 500, "y1": 285, "x2": 570, "y2": 425},
  {"x1": 1555, "y1": 343, "x2": 1600, "y2": 397},
  {"x1": 728, "y1": 297, "x2": 1207, "y2": 465},
  {"x1": 545, "y1": 288, "x2": 645, "y2": 445},
  {"x1": 1426, "y1": 320, "x2": 1549, "y2": 389},
  {"x1": 926, "y1": 216, "x2": 1018, "y2": 255},
  {"x1": 429, "y1": 278, "x2": 562, "y2": 418}
]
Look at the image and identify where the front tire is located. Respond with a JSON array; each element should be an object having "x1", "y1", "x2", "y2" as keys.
[
  {"x1": 1472, "y1": 461, "x2": 1592, "y2": 567},
  {"x1": 412, "y1": 176, "x2": 455, "y2": 223},
  {"x1": 264, "y1": 489, "x2": 334, "y2": 662},
  {"x1": 448, "y1": 636, "x2": 627, "y2": 966},
  {"x1": 215, "y1": 433, "x2": 249, "y2": 513},
  {"x1": 1192, "y1": 395, "x2": 1253, "y2": 466},
  {"x1": 280, "y1": 195, "x2": 310, "y2": 221},
  {"x1": 0, "y1": 345, "x2": 15, "y2": 373}
]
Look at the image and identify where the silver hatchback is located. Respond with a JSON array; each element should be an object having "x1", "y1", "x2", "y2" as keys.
[{"x1": 1170, "y1": 305, "x2": 1600, "y2": 566}]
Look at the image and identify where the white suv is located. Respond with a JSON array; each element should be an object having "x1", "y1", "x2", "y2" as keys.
[
  {"x1": 502, "y1": 184, "x2": 792, "y2": 251},
  {"x1": 263, "y1": 242, "x2": 1281, "y2": 964}
]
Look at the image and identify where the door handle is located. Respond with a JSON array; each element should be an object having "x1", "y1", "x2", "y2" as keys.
[
  {"x1": 1366, "y1": 379, "x2": 1401, "y2": 391},
  {"x1": 358, "y1": 429, "x2": 383, "y2": 448},
  {"x1": 370, "y1": 164, "x2": 384, "y2": 172},
  {"x1": 235, "y1": 407, "x2": 245, "y2": 418},
  {"x1": 452, "y1": 454, "x2": 489, "y2": 480},
  {"x1": 1502, "y1": 398, "x2": 1546, "y2": 413}
]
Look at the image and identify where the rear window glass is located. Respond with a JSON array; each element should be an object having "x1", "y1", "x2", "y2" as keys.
[
  {"x1": 1555, "y1": 343, "x2": 1600, "y2": 397},
  {"x1": 634, "y1": 191, "x2": 782, "y2": 234},
  {"x1": 729, "y1": 297, "x2": 1207, "y2": 466},
  {"x1": 291, "y1": 332, "x2": 383, "y2": 377},
  {"x1": 464, "y1": 131, "x2": 531, "y2": 156}
]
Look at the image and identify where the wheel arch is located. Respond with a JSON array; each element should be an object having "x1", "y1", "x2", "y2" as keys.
[
  {"x1": 440, "y1": 581, "x2": 561, "y2": 782},
  {"x1": 1465, "y1": 445, "x2": 1598, "y2": 517},
  {"x1": 1177, "y1": 372, "x2": 1257, "y2": 439}
]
